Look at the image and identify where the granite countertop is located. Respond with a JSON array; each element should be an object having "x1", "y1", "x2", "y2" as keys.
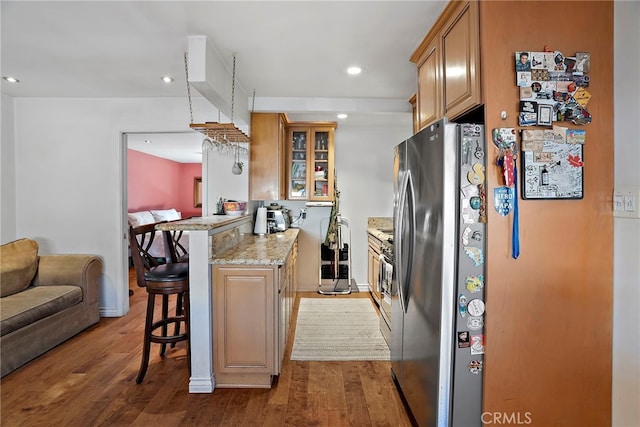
[
  {"x1": 156, "y1": 214, "x2": 250, "y2": 231},
  {"x1": 367, "y1": 216, "x2": 393, "y2": 242},
  {"x1": 211, "y1": 228, "x2": 300, "y2": 266}
]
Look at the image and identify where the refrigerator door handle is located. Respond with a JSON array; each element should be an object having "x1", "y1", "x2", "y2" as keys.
[
  {"x1": 396, "y1": 170, "x2": 415, "y2": 314},
  {"x1": 395, "y1": 171, "x2": 407, "y2": 313}
]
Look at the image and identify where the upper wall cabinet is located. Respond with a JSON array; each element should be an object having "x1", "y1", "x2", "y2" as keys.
[
  {"x1": 287, "y1": 123, "x2": 336, "y2": 202},
  {"x1": 249, "y1": 113, "x2": 288, "y2": 201},
  {"x1": 412, "y1": 0, "x2": 481, "y2": 130}
]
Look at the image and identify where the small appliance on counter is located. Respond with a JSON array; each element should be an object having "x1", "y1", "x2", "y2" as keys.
[
  {"x1": 266, "y1": 204, "x2": 290, "y2": 233},
  {"x1": 254, "y1": 205, "x2": 267, "y2": 235}
]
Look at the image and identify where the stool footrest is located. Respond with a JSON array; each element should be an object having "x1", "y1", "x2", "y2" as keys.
[{"x1": 149, "y1": 317, "x2": 188, "y2": 344}]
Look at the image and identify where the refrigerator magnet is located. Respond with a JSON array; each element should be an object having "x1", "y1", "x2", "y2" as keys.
[
  {"x1": 459, "y1": 294, "x2": 468, "y2": 318},
  {"x1": 470, "y1": 196, "x2": 481, "y2": 210},
  {"x1": 468, "y1": 360, "x2": 483, "y2": 374},
  {"x1": 467, "y1": 299, "x2": 486, "y2": 317},
  {"x1": 467, "y1": 163, "x2": 485, "y2": 185},
  {"x1": 462, "y1": 226, "x2": 472, "y2": 245},
  {"x1": 458, "y1": 331, "x2": 470, "y2": 348},
  {"x1": 464, "y1": 246, "x2": 484, "y2": 267},
  {"x1": 470, "y1": 334, "x2": 485, "y2": 355},
  {"x1": 465, "y1": 275, "x2": 484, "y2": 293},
  {"x1": 467, "y1": 316, "x2": 484, "y2": 331}
]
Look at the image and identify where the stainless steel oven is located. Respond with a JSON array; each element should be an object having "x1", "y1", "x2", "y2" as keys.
[{"x1": 379, "y1": 240, "x2": 393, "y2": 346}]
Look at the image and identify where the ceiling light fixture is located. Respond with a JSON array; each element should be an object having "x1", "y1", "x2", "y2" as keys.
[
  {"x1": 161, "y1": 76, "x2": 174, "y2": 83},
  {"x1": 3, "y1": 76, "x2": 20, "y2": 83},
  {"x1": 337, "y1": 113, "x2": 348, "y2": 119},
  {"x1": 347, "y1": 66, "x2": 362, "y2": 75}
]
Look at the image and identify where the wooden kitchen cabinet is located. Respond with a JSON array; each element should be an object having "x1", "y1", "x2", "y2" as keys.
[
  {"x1": 287, "y1": 123, "x2": 336, "y2": 201},
  {"x1": 367, "y1": 234, "x2": 382, "y2": 306},
  {"x1": 278, "y1": 251, "x2": 293, "y2": 373},
  {"x1": 213, "y1": 266, "x2": 276, "y2": 387},
  {"x1": 411, "y1": 0, "x2": 480, "y2": 129},
  {"x1": 415, "y1": 36, "x2": 441, "y2": 129},
  {"x1": 249, "y1": 113, "x2": 288, "y2": 201},
  {"x1": 212, "y1": 236, "x2": 297, "y2": 387}
]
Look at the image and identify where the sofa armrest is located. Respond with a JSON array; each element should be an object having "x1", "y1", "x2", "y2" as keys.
[{"x1": 32, "y1": 255, "x2": 103, "y2": 306}]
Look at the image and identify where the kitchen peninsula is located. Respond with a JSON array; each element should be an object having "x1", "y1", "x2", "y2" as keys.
[{"x1": 156, "y1": 215, "x2": 299, "y2": 393}]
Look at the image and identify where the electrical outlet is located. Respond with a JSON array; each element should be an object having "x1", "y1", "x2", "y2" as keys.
[{"x1": 613, "y1": 187, "x2": 640, "y2": 219}]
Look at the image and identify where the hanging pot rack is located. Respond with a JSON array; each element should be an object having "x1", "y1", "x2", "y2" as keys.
[
  {"x1": 189, "y1": 122, "x2": 250, "y2": 144},
  {"x1": 185, "y1": 52, "x2": 251, "y2": 145}
]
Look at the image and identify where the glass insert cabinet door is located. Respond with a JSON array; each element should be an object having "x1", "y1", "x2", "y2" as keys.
[
  {"x1": 288, "y1": 124, "x2": 335, "y2": 201},
  {"x1": 289, "y1": 130, "x2": 308, "y2": 199},
  {"x1": 312, "y1": 130, "x2": 331, "y2": 198}
]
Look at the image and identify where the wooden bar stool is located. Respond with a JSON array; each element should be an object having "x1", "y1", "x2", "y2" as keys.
[{"x1": 129, "y1": 223, "x2": 190, "y2": 384}]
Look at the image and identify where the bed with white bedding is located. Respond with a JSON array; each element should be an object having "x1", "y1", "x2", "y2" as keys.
[{"x1": 127, "y1": 208, "x2": 189, "y2": 260}]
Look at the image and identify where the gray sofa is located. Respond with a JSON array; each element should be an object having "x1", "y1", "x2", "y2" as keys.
[{"x1": 0, "y1": 238, "x2": 103, "y2": 377}]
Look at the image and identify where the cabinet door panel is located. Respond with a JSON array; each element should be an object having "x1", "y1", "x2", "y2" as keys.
[
  {"x1": 250, "y1": 113, "x2": 286, "y2": 201},
  {"x1": 441, "y1": 0, "x2": 481, "y2": 119},
  {"x1": 310, "y1": 127, "x2": 334, "y2": 201},
  {"x1": 417, "y1": 39, "x2": 440, "y2": 130},
  {"x1": 214, "y1": 267, "x2": 275, "y2": 374},
  {"x1": 288, "y1": 128, "x2": 309, "y2": 200}
]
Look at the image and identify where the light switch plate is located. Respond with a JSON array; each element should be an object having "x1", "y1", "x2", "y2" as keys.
[{"x1": 613, "y1": 187, "x2": 640, "y2": 219}]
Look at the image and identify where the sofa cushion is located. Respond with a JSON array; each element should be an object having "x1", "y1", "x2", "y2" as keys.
[
  {"x1": 150, "y1": 208, "x2": 181, "y2": 222},
  {"x1": 0, "y1": 285, "x2": 82, "y2": 337},
  {"x1": 0, "y1": 238, "x2": 39, "y2": 298},
  {"x1": 128, "y1": 211, "x2": 156, "y2": 227}
]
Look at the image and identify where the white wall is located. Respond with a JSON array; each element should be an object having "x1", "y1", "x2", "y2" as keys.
[
  {"x1": 334, "y1": 124, "x2": 411, "y2": 283},
  {"x1": 205, "y1": 145, "x2": 249, "y2": 215},
  {"x1": 613, "y1": 2, "x2": 640, "y2": 425},
  {"x1": 263, "y1": 121, "x2": 412, "y2": 291},
  {"x1": 9, "y1": 97, "x2": 216, "y2": 316},
  {"x1": 1, "y1": 94, "x2": 17, "y2": 243}
]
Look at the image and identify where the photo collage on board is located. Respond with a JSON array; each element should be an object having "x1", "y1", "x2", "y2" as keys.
[{"x1": 515, "y1": 50, "x2": 592, "y2": 127}]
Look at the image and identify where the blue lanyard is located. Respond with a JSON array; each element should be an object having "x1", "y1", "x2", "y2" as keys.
[{"x1": 512, "y1": 164, "x2": 520, "y2": 259}]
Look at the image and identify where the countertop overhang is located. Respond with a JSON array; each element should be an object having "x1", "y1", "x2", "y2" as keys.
[{"x1": 156, "y1": 214, "x2": 250, "y2": 231}]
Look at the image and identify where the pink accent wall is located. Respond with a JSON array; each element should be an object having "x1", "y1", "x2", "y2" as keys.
[
  {"x1": 127, "y1": 149, "x2": 202, "y2": 218},
  {"x1": 178, "y1": 163, "x2": 203, "y2": 218}
]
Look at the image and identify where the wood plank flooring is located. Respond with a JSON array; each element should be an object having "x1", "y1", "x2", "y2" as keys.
[{"x1": 0, "y1": 270, "x2": 413, "y2": 426}]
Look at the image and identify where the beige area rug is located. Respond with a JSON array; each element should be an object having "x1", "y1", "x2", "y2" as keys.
[{"x1": 290, "y1": 298, "x2": 390, "y2": 361}]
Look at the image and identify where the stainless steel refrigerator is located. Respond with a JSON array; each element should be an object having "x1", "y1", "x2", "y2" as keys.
[{"x1": 391, "y1": 118, "x2": 486, "y2": 427}]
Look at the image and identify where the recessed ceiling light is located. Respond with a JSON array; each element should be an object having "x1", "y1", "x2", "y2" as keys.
[
  {"x1": 337, "y1": 113, "x2": 348, "y2": 119},
  {"x1": 347, "y1": 66, "x2": 362, "y2": 75},
  {"x1": 3, "y1": 76, "x2": 20, "y2": 83},
  {"x1": 161, "y1": 76, "x2": 174, "y2": 83}
]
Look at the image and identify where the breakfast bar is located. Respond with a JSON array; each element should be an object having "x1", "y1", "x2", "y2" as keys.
[{"x1": 156, "y1": 215, "x2": 299, "y2": 393}]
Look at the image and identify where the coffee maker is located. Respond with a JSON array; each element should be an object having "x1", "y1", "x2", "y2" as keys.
[{"x1": 266, "y1": 206, "x2": 291, "y2": 233}]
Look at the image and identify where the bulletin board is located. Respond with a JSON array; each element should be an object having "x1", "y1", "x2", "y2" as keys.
[{"x1": 521, "y1": 141, "x2": 584, "y2": 199}]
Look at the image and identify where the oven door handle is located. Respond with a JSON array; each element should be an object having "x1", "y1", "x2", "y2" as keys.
[{"x1": 378, "y1": 253, "x2": 386, "y2": 293}]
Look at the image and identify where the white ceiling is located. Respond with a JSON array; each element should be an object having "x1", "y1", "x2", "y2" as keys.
[{"x1": 1, "y1": 0, "x2": 447, "y2": 162}]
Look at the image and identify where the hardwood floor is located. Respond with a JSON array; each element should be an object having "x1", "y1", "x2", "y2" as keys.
[{"x1": 0, "y1": 270, "x2": 413, "y2": 426}]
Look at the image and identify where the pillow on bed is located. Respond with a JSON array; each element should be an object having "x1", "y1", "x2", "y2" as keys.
[
  {"x1": 128, "y1": 211, "x2": 156, "y2": 227},
  {"x1": 150, "y1": 209, "x2": 181, "y2": 222}
]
